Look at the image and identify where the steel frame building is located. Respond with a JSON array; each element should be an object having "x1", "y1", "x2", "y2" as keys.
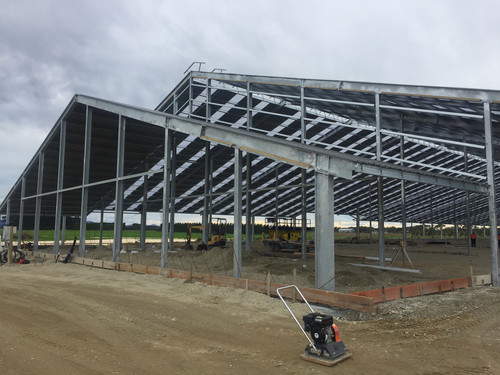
[{"x1": 1, "y1": 71, "x2": 499, "y2": 289}]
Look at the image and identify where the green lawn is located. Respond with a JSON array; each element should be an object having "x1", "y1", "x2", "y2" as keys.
[{"x1": 20, "y1": 230, "x2": 238, "y2": 242}]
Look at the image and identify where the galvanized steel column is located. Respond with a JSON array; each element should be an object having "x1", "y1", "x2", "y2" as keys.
[
  {"x1": 233, "y1": 148, "x2": 243, "y2": 278},
  {"x1": 400, "y1": 116, "x2": 407, "y2": 255},
  {"x1": 484, "y1": 102, "x2": 499, "y2": 286},
  {"x1": 140, "y1": 164, "x2": 148, "y2": 251},
  {"x1": 375, "y1": 92, "x2": 385, "y2": 266},
  {"x1": 99, "y1": 203, "x2": 104, "y2": 247},
  {"x1": 375, "y1": 93, "x2": 382, "y2": 158},
  {"x1": 315, "y1": 158, "x2": 335, "y2": 290},
  {"x1": 356, "y1": 206, "x2": 360, "y2": 239},
  {"x1": 112, "y1": 115, "x2": 126, "y2": 262},
  {"x1": 245, "y1": 153, "x2": 252, "y2": 250},
  {"x1": 206, "y1": 79, "x2": 213, "y2": 240},
  {"x1": 453, "y1": 192, "x2": 458, "y2": 239},
  {"x1": 301, "y1": 169, "x2": 307, "y2": 259},
  {"x1": 54, "y1": 120, "x2": 66, "y2": 254},
  {"x1": 275, "y1": 167, "x2": 281, "y2": 239},
  {"x1": 34, "y1": 151, "x2": 44, "y2": 252},
  {"x1": 369, "y1": 181, "x2": 372, "y2": 244},
  {"x1": 300, "y1": 80, "x2": 306, "y2": 255},
  {"x1": 202, "y1": 143, "x2": 210, "y2": 245},
  {"x1": 161, "y1": 128, "x2": 171, "y2": 268},
  {"x1": 377, "y1": 177, "x2": 385, "y2": 266},
  {"x1": 430, "y1": 191, "x2": 434, "y2": 239},
  {"x1": 169, "y1": 136, "x2": 176, "y2": 253},
  {"x1": 79, "y1": 106, "x2": 92, "y2": 257},
  {"x1": 209, "y1": 158, "x2": 214, "y2": 238},
  {"x1": 464, "y1": 149, "x2": 471, "y2": 255},
  {"x1": 300, "y1": 85, "x2": 309, "y2": 258},
  {"x1": 16, "y1": 177, "x2": 25, "y2": 249}
]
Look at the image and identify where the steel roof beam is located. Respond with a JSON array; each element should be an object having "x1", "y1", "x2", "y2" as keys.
[
  {"x1": 189, "y1": 71, "x2": 500, "y2": 102},
  {"x1": 73, "y1": 95, "x2": 487, "y2": 195},
  {"x1": 352, "y1": 163, "x2": 485, "y2": 193}
]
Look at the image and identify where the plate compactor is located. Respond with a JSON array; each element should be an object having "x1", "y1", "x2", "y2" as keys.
[{"x1": 277, "y1": 285, "x2": 352, "y2": 367}]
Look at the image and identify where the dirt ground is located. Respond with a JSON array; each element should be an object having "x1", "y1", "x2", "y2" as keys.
[
  {"x1": 73, "y1": 238, "x2": 493, "y2": 293},
  {"x1": 1, "y1": 239, "x2": 499, "y2": 374}
]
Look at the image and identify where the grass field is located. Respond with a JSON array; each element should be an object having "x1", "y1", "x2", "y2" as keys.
[{"x1": 19, "y1": 230, "x2": 231, "y2": 242}]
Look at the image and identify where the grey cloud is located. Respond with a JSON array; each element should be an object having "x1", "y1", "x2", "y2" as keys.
[{"x1": 1, "y1": 0, "x2": 500, "y2": 203}]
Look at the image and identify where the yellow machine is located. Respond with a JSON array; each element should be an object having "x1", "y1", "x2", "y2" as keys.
[
  {"x1": 262, "y1": 217, "x2": 312, "y2": 252},
  {"x1": 264, "y1": 217, "x2": 301, "y2": 241},
  {"x1": 207, "y1": 218, "x2": 227, "y2": 247},
  {"x1": 186, "y1": 218, "x2": 227, "y2": 250}
]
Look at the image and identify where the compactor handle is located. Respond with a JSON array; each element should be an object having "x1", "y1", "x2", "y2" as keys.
[{"x1": 276, "y1": 285, "x2": 316, "y2": 348}]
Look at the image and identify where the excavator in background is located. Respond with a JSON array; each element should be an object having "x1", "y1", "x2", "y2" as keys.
[
  {"x1": 185, "y1": 218, "x2": 227, "y2": 250},
  {"x1": 262, "y1": 217, "x2": 313, "y2": 252}
]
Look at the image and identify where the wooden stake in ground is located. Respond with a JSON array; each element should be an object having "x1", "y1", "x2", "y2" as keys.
[
  {"x1": 200, "y1": 251, "x2": 212, "y2": 274},
  {"x1": 177, "y1": 253, "x2": 187, "y2": 272},
  {"x1": 469, "y1": 260, "x2": 474, "y2": 287},
  {"x1": 266, "y1": 270, "x2": 271, "y2": 296},
  {"x1": 220, "y1": 248, "x2": 228, "y2": 276}
]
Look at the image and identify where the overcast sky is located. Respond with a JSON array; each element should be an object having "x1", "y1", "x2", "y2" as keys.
[{"x1": 1, "y1": 0, "x2": 499, "y2": 224}]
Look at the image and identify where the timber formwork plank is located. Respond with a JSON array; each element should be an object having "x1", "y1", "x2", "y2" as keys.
[
  {"x1": 39, "y1": 253, "x2": 373, "y2": 313},
  {"x1": 351, "y1": 277, "x2": 471, "y2": 303}
]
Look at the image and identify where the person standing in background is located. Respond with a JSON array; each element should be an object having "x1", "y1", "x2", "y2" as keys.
[{"x1": 471, "y1": 232, "x2": 477, "y2": 248}]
